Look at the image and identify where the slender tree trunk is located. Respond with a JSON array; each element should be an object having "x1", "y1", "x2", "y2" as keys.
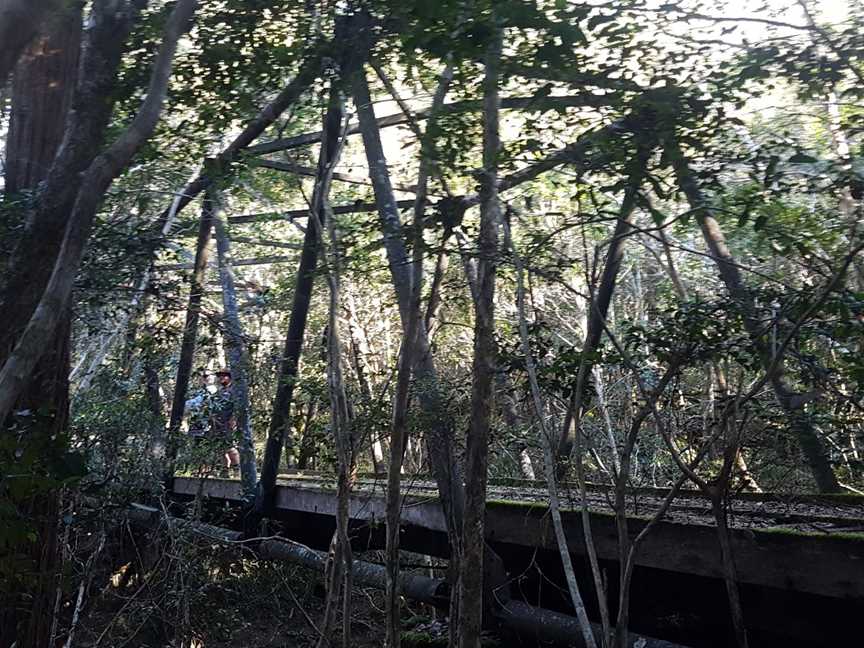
[
  {"x1": 351, "y1": 61, "x2": 465, "y2": 569},
  {"x1": 668, "y1": 140, "x2": 840, "y2": 493},
  {"x1": 144, "y1": 305, "x2": 166, "y2": 463},
  {"x1": 305, "y1": 85, "x2": 354, "y2": 648},
  {"x1": 557, "y1": 185, "x2": 640, "y2": 467},
  {"x1": 458, "y1": 24, "x2": 502, "y2": 648},
  {"x1": 505, "y1": 220, "x2": 598, "y2": 648},
  {"x1": 496, "y1": 373, "x2": 536, "y2": 479},
  {"x1": 351, "y1": 62, "x2": 474, "y2": 641},
  {"x1": 165, "y1": 199, "x2": 215, "y2": 466},
  {"x1": 655, "y1": 221, "x2": 761, "y2": 492},
  {"x1": 345, "y1": 290, "x2": 386, "y2": 472},
  {"x1": 424, "y1": 245, "x2": 451, "y2": 334},
  {"x1": 211, "y1": 186, "x2": 258, "y2": 498},
  {"x1": 296, "y1": 399, "x2": 319, "y2": 470},
  {"x1": 255, "y1": 77, "x2": 346, "y2": 518},
  {"x1": 385, "y1": 243, "x2": 422, "y2": 648}
]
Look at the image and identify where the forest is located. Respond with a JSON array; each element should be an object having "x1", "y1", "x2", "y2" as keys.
[{"x1": 0, "y1": 0, "x2": 862, "y2": 647}]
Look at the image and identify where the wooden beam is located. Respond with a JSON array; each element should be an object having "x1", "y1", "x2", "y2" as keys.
[
  {"x1": 252, "y1": 158, "x2": 419, "y2": 194},
  {"x1": 156, "y1": 255, "x2": 295, "y2": 271},
  {"x1": 227, "y1": 199, "x2": 416, "y2": 224},
  {"x1": 246, "y1": 94, "x2": 617, "y2": 156},
  {"x1": 229, "y1": 236, "x2": 304, "y2": 250}
]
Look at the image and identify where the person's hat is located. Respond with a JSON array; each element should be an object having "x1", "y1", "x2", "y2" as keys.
[{"x1": 214, "y1": 367, "x2": 231, "y2": 376}]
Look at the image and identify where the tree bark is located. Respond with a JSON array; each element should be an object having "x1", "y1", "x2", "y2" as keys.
[
  {"x1": 165, "y1": 199, "x2": 215, "y2": 466},
  {"x1": 667, "y1": 140, "x2": 840, "y2": 493},
  {"x1": 0, "y1": 0, "x2": 142, "y2": 361},
  {"x1": 4, "y1": 5, "x2": 80, "y2": 195},
  {"x1": 0, "y1": 0, "x2": 58, "y2": 87},
  {"x1": 212, "y1": 186, "x2": 258, "y2": 498},
  {"x1": 557, "y1": 185, "x2": 640, "y2": 466},
  {"x1": 0, "y1": 0, "x2": 197, "y2": 425},
  {"x1": 458, "y1": 23, "x2": 502, "y2": 648},
  {"x1": 254, "y1": 79, "x2": 346, "y2": 518},
  {"x1": 0, "y1": 3, "x2": 197, "y2": 645},
  {"x1": 351, "y1": 62, "x2": 465, "y2": 556},
  {"x1": 0, "y1": 8, "x2": 77, "y2": 645}
]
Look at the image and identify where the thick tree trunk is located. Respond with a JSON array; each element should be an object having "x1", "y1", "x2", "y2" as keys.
[
  {"x1": 458, "y1": 24, "x2": 502, "y2": 648},
  {"x1": 0, "y1": 0, "x2": 58, "y2": 87},
  {"x1": 212, "y1": 187, "x2": 258, "y2": 498},
  {"x1": 0, "y1": 0, "x2": 142, "y2": 359},
  {"x1": 165, "y1": 199, "x2": 215, "y2": 466},
  {"x1": 4, "y1": 5, "x2": 80, "y2": 194},
  {"x1": 0, "y1": 9, "x2": 78, "y2": 645},
  {"x1": 0, "y1": 3, "x2": 197, "y2": 645},
  {"x1": 0, "y1": 0, "x2": 196, "y2": 425},
  {"x1": 668, "y1": 141, "x2": 840, "y2": 493}
]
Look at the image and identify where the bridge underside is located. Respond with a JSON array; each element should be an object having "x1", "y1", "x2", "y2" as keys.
[{"x1": 171, "y1": 476, "x2": 864, "y2": 647}]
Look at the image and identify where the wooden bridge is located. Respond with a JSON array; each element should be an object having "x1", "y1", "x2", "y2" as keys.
[{"x1": 168, "y1": 473, "x2": 864, "y2": 647}]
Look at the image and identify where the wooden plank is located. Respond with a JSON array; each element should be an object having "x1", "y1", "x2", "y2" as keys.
[{"x1": 171, "y1": 476, "x2": 864, "y2": 599}]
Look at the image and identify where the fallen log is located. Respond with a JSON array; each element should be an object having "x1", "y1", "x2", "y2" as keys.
[{"x1": 127, "y1": 504, "x2": 689, "y2": 648}]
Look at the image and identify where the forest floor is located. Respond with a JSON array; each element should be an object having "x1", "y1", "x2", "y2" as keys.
[{"x1": 73, "y1": 542, "x2": 455, "y2": 648}]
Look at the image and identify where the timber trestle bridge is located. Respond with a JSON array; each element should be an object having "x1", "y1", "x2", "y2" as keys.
[{"x1": 160, "y1": 472, "x2": 864, "y2": 647}]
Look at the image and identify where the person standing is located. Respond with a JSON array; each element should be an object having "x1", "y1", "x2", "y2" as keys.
[{"x1": 211, "y1": 368, "x2": 240, "y2": 474}]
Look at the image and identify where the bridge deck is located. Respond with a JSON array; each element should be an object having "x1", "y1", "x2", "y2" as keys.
[{"x1": 171, "y1": 474, "x2": 864, "y2": 601}]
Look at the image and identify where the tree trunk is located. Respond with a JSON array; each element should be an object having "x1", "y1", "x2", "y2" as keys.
[
  {"x1": 496, "y1": 373, "x2": 536, "y2": 480},
  {"x1": 0, "y1": 4, "x2": 197, "y2": 646},
  {"x1": 0, "y1": 0, "x2": 58, "y2": 87},
  {"x1": 351, "y1": 62, "x2": 465, "y2": 559},
  {"x1": 211, "y1": 185, "x2": 258, "y2": 498},
  {"x1": 4, "y1": 5, "x2": 80, "y2": 195},
  {"x1": 255, "y1": 79, "x2": 346, "y2": 517},
  {"x1": 302, "y1": 83, "x2": 354, "y2": 648},
  {"x1": 557, "y1": 186, "x2": 640, "y2": 466},
  {"x1": 506, "y1": 220, "x2": 598, "y2": 648},
  {"x1": 344, "y1": 289, "x2": 386, "y2": 472},
  {"x1": 0, "y1": 8, "x2": 78, "y2": 645},
  {"x1": 144, "y1": 333, "x2": 166, "y2": 463},
  {"x1": 0, "y1": 0, "x2": 142, "y2": 360},
  {"x1": 165, "y1": 199, "x2": 215, "y2": 467},
  {"x1": 385, "y1": 254, "x2": 422, "y2": 648},
  {"x1": 458, "y1": 23, "x2": 502, "y2": 648},
  {"x1": 296, "y1": 399, "x2": 319, "y2": 470},
  {"x1": 668, "y1": 140, "x2": 840, "y2": 493}
]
